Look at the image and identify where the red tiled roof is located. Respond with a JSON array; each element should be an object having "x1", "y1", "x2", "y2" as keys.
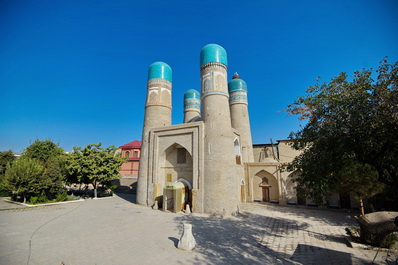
[{"x1": 119, "y1": 140, "x2": 142, "y2": 149}]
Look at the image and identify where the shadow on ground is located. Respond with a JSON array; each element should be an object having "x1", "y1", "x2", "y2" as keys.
[
  {"x1": 114, "y1": 192, "x2": 136, "y2": 204},
  {"x1": 290, "y1": 244, "x2": 351, "y2": 264},
  {"x1": 174, "y1": 209, "x2": 371, "y2": 265},
  {"x1": 174, "y1": 212, "x2": 302, "y2": 264},
  {"x1": 253, "y1": 203, "x2": 358, "y2": 227}
]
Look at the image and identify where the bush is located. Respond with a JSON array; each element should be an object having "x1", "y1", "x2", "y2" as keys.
[
  {"x1": 29, "y1": 196, "x2": 38, "y2": 204},
  {"x1": 380, "y1": 232, "x2": 398, "y2": 248},
  {"x1": 56, "y1": 190, "x2": 68, "y2": 202},
  {"x1": 345, "y1": 226, "x2": 360, "y2": 238},
  {"x1": 0, "y1": 190, "x2": 10, "y2": 197},
  {"x1": 29, "y1": 192, "x2": 47, "y2": 204}
]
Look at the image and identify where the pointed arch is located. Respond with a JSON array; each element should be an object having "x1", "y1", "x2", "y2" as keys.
[
  {"x1": 161, "y1": 142, "x2": 192, "y2": 157},
  {"x1": 284, "y1": 170, "x2": 305, "y2": 205},
  {"x1": 158, "y1": 143, "x2": 193, "y2": 189},
  {"x1": 253, "y1": 169, "x2": 279, "y2": 202},
  {"x1": 234, "y1": 138, "x2": 241, "y2": 164}
]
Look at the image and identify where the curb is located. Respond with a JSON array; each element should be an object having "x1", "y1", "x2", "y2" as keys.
[
  {"x1": 3, "y1": 198, "x2": 85, "y2": 207},
  {"x1": 92, "y1": 195, "x2": 115, "y2": 200},
  {"x1": 2, "y1": 194, "x2": 115, "y2": 208}
]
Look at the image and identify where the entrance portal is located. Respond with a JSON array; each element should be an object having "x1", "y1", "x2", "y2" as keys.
[{"x1": 160, "y1": 144, "x2": 193, "y2": 187}]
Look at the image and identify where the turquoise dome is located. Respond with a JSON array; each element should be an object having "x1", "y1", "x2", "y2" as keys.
[
  {"x1": 148, "y1": 62, "x2": 172, "y2": 82},
  {"x1": 184, "y1": 89, "x2": 200, "y2": 100},
  {"x1": 200, "y1": 44, "x2": 228, "y2": 67},
  {"x1": 228, "y1": 78, "x2": 247, "y2": 93}
]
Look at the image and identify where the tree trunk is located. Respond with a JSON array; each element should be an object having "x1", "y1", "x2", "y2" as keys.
[
  {"x1": 23, "y1": 195, "x2": 26, "y2": 204},
  {"x1": 359, "y1": 197, "x2": 365, "y2": 216},
  {"x1": 94, "y1": 182, "x2": 97, "y2": 198}
]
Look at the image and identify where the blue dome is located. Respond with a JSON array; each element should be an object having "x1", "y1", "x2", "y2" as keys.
[
  {"x1": 200, "y1": 44, "x2": 228, "y2": 67},
  {"x1": 184, "y1": 89, "x2": 200, "y2": 100},
  {"x1": 228, "y1": 78, "x2": 247, "y2": 93},
  {"x1": 148, "y1": 62, "x2": 172, "y2": 82}
]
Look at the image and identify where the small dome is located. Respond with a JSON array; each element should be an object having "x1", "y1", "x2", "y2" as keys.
[
  {"x1": 200, "y1": 44, "x2": 228, "y2": 67},
  {"x1": 184, "y1": 89, "x2": 200, "y2": 100},
  {"x1": 148, "y1": 62, "x2": 172, "y2": 82},
  {"x1": 228, "y1": 78, "x2": 247, "y2": 93}
]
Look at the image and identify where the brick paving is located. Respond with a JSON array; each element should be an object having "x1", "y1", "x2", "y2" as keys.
[{"x1": 0, "y1": 195, "x2": 396, "y2": 265}]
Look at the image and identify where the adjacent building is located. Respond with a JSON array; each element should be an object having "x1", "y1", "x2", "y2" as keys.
[{"x1": 116, "y1": 140, "x2": 141, "y2": 192}]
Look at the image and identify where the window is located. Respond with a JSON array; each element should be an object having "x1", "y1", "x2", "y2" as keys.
[
  {"x1": 234, "y1": 139, "x2": 241, "y2": 164},
  {"x1": 167, "y1": 174, "x2": 172, "y2": 182},
  {"x1": 259, "y1": 177, "x2": 269, "y2": 187},
  {"x1": 133, "y1": 151, "x2": 139, "y2": 158},
  {"x1": 177, "y1": 148, "x2": 186, "y2": 164},
  {"x1": 125, "y1": 151, "x2": 130, "y2": 158}
]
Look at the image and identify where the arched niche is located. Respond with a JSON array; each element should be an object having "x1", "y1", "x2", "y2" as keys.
[
  {"x1": 285, "y1": 171, "x2": 301, "y2": 204},
  {"x1": 234, "y1": 138, "x2": 241, "y2": 164},
  {"x1": 253, "y1": 170, "x2": 279, "y2": 202},
  {"x1": 158, "y1": 143, "x2": 193, "y2": 188}
]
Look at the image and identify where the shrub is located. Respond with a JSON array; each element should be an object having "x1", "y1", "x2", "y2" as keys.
[
  {"x1": 0, "y1": 190, "x2": 10, "y2": 197},
  {"x1": 30, "y1": 196, "x2": 38, "y2": 204},
  {"x1": 380, "y1": 232, "x2": 398, "y2": 248},
  {"x1": 56, "y1": 190, "x2": 68, "y2": 202},
  {"x1": 29, "y1": 193, "x2": 47, "y2": 204}
]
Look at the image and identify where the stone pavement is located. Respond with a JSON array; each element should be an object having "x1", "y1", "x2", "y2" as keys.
[{"x1": 0, "y1": 194, "x2": 396, "y2": 265}]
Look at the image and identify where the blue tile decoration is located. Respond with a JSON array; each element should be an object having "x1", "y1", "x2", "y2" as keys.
[
  {"x1": 148, "y1": 61, "x2": 172, "y2": 82},
  {"x1": 228, "y1": 78, "x2": 247, "y2": 93},
  {"x1": 184, "y1": 89, "x2": 201, "y2": 110},
  {"x1": 184, "y1": 89, "x2": 200, "y2": 99},
  {"x1": 200, "y1": 44, "x2": 228, "y2": 67}
]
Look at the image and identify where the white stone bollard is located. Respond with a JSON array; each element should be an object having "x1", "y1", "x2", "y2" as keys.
[
  {"x1": 152, "y1": 200, "x2": 158, "y2": 210},
  {"x1": 163, "y1": 196, "x2": 167, "y2": 212},
  {"x1": 178, "y1": 223, "x2": 196, "y2": 251},
  {"x1": 185, "y1": 204, "x2": 191, "y2": 214}
]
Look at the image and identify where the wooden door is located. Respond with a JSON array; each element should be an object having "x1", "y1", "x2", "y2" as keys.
[{"x1": 262, "y1": 187, "x2": 270, "y2": 202}]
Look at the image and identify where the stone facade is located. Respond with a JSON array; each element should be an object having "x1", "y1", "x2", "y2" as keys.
[{"x1": 136, "y1": 44, "x2": 358, "y2": 215}]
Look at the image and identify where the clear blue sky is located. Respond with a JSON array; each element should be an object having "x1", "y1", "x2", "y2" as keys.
[{"x1": 1, "y1": 0, "x2": 397, "y2": 152}]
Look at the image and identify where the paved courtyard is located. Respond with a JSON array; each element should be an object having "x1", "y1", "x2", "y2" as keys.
[{"x1": 0, "y1": 194, "x2": 396, "y2": 265}]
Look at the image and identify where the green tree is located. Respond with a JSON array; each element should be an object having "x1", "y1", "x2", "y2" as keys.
[
  {"x1": 4, "y1": 158, "x2": 45, "y2": 203},
  {"x1": 23, "y1": 139, "x2": 64, "y2": 163},
  {"x1": 67, "y1": 143, "x2": 123, "y2": 198},
  {"x1": 43, "y1": 155, "x2": 68, "y2": 196},
  {"x1": 0, "y1": 151, "x2": 15, "y2": 191},
  {"x1": 0, "y1": 150, "x2": 15, "y2": 176},
  {"x1": 287, "y1": 59, "x2": 398, "y2": 210},
  {"x1": 339, "y1": 160, "x2": 384, "y2": 216},
  {"x1": 23, "y1": 139, "x2": 67, "y2": 198}
]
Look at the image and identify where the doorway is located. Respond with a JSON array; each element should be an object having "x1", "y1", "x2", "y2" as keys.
[{"x1": 262, "y1": 186, "x2": 270, "y2": 202}]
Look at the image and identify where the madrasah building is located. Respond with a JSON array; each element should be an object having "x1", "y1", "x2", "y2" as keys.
[{"x1": 136, "y1": 44, "x2": 357, "y2": 215}]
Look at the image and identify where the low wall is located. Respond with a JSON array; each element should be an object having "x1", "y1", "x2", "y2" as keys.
[{"x1": 112, "y1": 176, "x2": 138, "y2": 193}]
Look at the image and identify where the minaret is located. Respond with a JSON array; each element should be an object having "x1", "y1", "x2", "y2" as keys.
[
  {"x1": 183, "y1": 89, "x2": 201, "y2": 123},
  {"x1": 200, "y1": 44, "x2": 240, "y2": 215},
  {"x1": 136, "y1": 62, "x2": 172, "y2": 206},
  {"x1": 228, "y1": 73, "x2": 254, "y2": 163}
]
